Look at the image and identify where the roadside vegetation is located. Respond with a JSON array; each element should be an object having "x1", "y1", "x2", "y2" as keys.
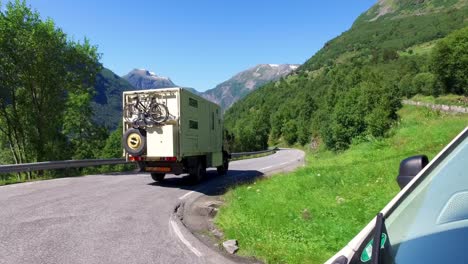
[
  {"x1": 216, "y1": 105, "x2": 468, "y2": 263},
  {"x1": 218, "y1": 3, "x2": 467, "y2": 262},
  {"x1": 0, "y1": 1, "x2": 128, "y2": 185}
]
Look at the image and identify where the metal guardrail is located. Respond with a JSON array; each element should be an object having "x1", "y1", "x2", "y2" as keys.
[
  {"x1": 0, "y1": 149, "x2": 278, "y2": 174},
  {"x1": 0, "y1": 158, "x2": 128, "y2": 174},
  {"x1": 230, "y1": 148, "x2": 276, "y2": 158}
]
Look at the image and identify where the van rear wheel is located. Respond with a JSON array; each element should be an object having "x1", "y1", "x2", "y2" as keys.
[
  {"x1": 151, "y1": 173, "x2": 165, "y2": 182},
  {"x1": 217, "y1": 154, "x2": 229, "y2": 176},
  {"x1": 216, "y1": 159, "x2": 229, "y2": 176},
  {"x1": 188, "y1": 160, "x2": 206, "y2": 183}
]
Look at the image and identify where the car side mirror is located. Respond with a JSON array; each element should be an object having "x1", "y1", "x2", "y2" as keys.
[{"x1": 397, "y1": 155, "x2": 429, "y2": 189}]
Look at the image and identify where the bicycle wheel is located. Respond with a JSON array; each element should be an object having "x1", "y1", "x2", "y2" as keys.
[{"x1": 149, "y1": 103, "x2": 169, "y2": 124}]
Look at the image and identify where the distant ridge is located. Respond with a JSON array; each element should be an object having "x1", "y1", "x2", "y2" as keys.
[
  {"x1": 201, "y1": 64, "x2": 299, "y2": 109},
  {"x1": 120, "y1": 64, "x2": 299, "y2": 110}
]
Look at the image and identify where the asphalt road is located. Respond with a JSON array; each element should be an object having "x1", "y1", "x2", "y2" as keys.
[{"x1": 0, "y1": 149, "x2": 304, "y2": 264}]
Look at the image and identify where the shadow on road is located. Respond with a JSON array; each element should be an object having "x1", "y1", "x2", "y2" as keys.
[{"x1": 147, "y1": 169, "x2": 264, "y2": 197}]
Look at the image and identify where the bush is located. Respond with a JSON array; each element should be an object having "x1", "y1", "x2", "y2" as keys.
[{"x1": 365, "y1": 106, "x2": 393, "y2": 137}]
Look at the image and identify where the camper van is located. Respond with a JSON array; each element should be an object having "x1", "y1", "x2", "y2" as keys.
[{"x1": 122, "y1": 88, "x2": 229, "y2": 182}]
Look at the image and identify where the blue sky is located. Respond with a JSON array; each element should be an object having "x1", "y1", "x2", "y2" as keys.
[{"x1": 24, "y1": 0, "x2": 375, "y2": 91}]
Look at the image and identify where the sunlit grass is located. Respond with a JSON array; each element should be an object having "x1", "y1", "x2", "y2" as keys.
[
  {"x1": 399, "y1": 39, "x2": 439, "y2": 56},
  {"x1": 215, "y1": 105, "x2": 468, "y2": 263}
]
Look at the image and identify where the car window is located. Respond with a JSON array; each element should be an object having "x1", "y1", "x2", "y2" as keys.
[
  {"x1": 385, "y1": 133, "x2": 468, "y2": 263},
  {"x1": 350, "y1": 131, "x2": 468, "y2": 264}
]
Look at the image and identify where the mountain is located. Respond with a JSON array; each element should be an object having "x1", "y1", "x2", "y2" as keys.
[
  {"x1": 92, "y1": 68, "x2": 135, "y2": 130},
  {"x1": 92, "y1": 68, "x2": 200, "y2": 130},
  {"x1": 224, "y1": 0, "x2": 468, "y2": 152},
  {"x1": 301, "y1": 0, "x2": 467, "y2": 72},
  {"x1": 201, "y1": 64, "x2": 299, "y2": 109},
  {"x1": 359, "y1": 0, "x2": 467, "y2": 22},
  {"x1": 122, "y1": 69, "x2": 176, "y2": 89},
  {"x1": 120, "y1": 65, "x2": 298, "y2": 110}
]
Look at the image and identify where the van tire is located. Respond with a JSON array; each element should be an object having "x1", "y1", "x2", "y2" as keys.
[
  {"x1": 189, "y1": 159, "x2": 206, "y2": 183},
  {"x1": 151, "y1": 173, "x2": 165, "y2": 182},
  {"x1": 217, "y1": 152, "x2": 229, "y2": 176}
]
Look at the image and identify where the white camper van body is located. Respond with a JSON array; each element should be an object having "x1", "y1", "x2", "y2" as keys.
[{"x1": 122, "y1": 87, "x2": 228, "y2": 181}]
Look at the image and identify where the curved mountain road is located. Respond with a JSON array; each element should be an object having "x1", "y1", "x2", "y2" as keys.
[{"x1": 0, "y1": 149, "x2": 304, "y2": 264}]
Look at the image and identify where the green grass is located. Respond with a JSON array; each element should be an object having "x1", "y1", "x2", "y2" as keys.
[
  {"x1": 215, "y1": 105, "x2": 468, "y2": 264},
  {"x1": 399, "y1": 39, "x2": 439, "y2": 56},
  {"x1": 411, "y1": 94, "x2": 468, "y2": 107}
]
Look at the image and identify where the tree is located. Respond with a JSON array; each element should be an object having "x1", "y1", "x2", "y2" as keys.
[
  {"x1": 0, "y1": 1, "x2": 101, "y2": 171},
  {"x1": 411, "y1": 72, "x2": 436, "y2": 95},
  {"x1": 382, "y1": 49, "x2": 399, "y2": 62},
  {"x1": 63, "y1": 90, "x2": 108, "y2": 159},
  {"x1": 101, "y1": 123, "x2": 124, "y2": 158},
  {"x1": 282, "y1": 120, "x2": 298, "y2": 145},
  {"x1": 432, "y1": 27, "x2": 468, "y2": 95}
]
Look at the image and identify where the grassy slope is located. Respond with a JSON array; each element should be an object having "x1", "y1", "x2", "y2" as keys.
[
  {"x1": 398, "y1": 39, "x2": 440, "y2": 56},
  {"x1": 216, "y1": 106, "x2": 468, "y2": 263}
]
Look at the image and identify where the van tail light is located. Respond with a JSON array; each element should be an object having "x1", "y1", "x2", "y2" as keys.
[
  {"x1": 129, "y1": 156, "x2": 145, "y2": 161},
  {"x1": 161, "y1": 157, "x2": 177, "y2": 162},
  {"x1": 129, "y1": 156, "x2": 176, "y2": 162}
]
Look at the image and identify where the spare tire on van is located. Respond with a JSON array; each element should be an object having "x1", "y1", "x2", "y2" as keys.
[{"x1": 123, "y1": 128, "x2": 146, "y2": 156}]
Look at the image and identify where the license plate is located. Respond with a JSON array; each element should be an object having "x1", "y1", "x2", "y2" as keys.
[{"x1": 147, "y1": 167, "x2": 171, "y2": 172}]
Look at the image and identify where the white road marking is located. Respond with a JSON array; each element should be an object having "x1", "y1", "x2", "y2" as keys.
[
  {"x1": 258, "y1": 160, "x2": 296, "y2": 172},
  {"x1": 178, "y1": 190, "x2": 195, "y2": 200},
  {"x1": 170, "y1": 219, "x2": 203, "y2": 257}
]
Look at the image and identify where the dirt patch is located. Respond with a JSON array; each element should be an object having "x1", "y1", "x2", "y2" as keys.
[{"x1": 370, "y1": 0, "x2": 395, "y2": 21}]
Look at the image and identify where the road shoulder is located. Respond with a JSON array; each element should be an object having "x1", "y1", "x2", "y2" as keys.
[{"x1": 172, "y1": 149, "x2": 305, "y2": 264}]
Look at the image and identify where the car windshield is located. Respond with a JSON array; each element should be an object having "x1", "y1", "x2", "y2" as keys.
[{"x1": 383, "y1": 130, "x2": 468, "y2": 263}]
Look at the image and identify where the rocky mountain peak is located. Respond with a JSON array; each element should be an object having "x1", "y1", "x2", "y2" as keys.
[
  {"x1": 122, "y1": 68, "x2": 176, "y2": 90},
  {"x1": 359, "y1": 0, "x2": 467, "y2": 23}
]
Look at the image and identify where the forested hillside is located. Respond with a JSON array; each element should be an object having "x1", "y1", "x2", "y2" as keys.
[
  {"x1": 225, "y1": 0, "x2": 468, "y2": 152},
  {"x1": 92, "y1": 68, "x2": 135, "y2": 130}
]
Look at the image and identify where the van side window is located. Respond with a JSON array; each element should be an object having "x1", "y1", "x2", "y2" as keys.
[
  {"x1": 189, "y1": 120, "x2": 198, "y2": 130},
  {"x1": 189, "y1": 98, "x2": 198, "y2": 108},
  {"x1": 212, "y1": 112, "x2": 214, "y2": 130}
]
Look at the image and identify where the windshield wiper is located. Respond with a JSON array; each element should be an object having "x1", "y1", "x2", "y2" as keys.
[{"x1": 371, "y1": 213, "x2": 385, "y2": 264}]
